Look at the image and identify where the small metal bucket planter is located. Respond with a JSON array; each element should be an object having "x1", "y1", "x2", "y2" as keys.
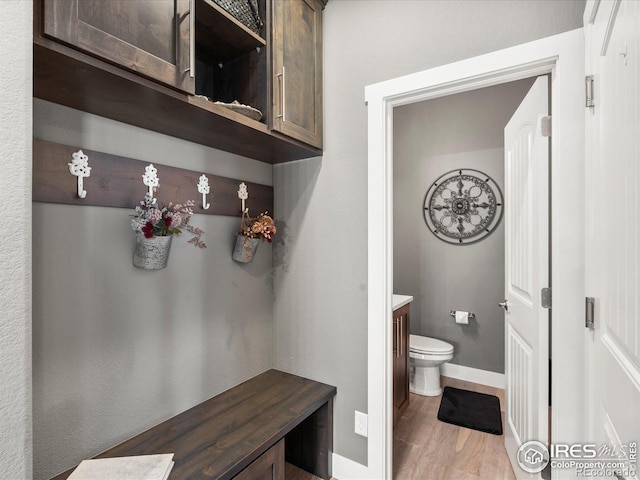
[
  {"x1": 133, "y1": 233, "x2": 173, "y2": 270},
  {"x1": 232, "y1": 236, "x2": 259, "y2": 263}
]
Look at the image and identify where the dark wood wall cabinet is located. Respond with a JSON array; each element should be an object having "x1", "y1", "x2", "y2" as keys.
[
  {"x1": 42, "y1": 0, "x2": 195, "y2": 93},
  {"x1": 34, "y1": 0, "x2": 325, "y2": 164},
  {"x1": 271, "y1": 0, "x2": 323, "y2": 149},
  {"x1": 393, "y1": 303, "x2": 410, "y2": 426}
]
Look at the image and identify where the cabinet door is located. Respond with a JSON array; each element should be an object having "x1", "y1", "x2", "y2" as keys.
[
  {"x1": 43, "y1": 0, "x2": 195, "y2": 94},
  {"x1": 271, "y1": 0, "x2": 323, "y2": 149},
  {"x1": 234, "y1": 439, "x2": 284, "y2": 480},
  {"x1": 393, "y1": 305, "x2": 410, "y2": 426}
]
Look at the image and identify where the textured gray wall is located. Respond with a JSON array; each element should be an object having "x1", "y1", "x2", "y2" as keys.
[
  {"x1": 274, "y1": 0, "x2": 584, "y2": 466},
  {"x1": 0, "y1": 1, "x2": 33, "y2": 477},
  {"x1": 393, "y1": 79, "x2": 535, "y2": 374},
  {"x1": 22, "y1": 1, "x2": 587, "y2": 475},
  {"x1": 32, "y1": 100, "x2": 274, "y2": 480}
]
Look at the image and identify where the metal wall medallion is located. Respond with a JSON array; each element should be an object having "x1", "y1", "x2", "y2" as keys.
[{"x1": 423, "y1": 169, "x2": 503, "y2": 245}]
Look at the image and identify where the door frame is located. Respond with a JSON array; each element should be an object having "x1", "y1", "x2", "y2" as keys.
[{"x1": 365, "y1": 28, "x2": 585, "y2": 479}]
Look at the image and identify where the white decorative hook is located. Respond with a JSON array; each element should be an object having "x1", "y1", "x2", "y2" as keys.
[
  {"x1": 142, "y1": 164, "x2": 159, "y2": 202},
  {"x1": 197, "y1": 174, "x2": 211, "y2": 210},
  {"x1": 68, "y1": 149, "x2": 91, "y2": 199},
  {"x1": 238, "y1": 182, "x2": 249, "y2": 213}
]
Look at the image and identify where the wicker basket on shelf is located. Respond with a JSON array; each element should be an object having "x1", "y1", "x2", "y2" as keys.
[{"x1": 213, "y1": 0, "x2": 264, "y2": 34}]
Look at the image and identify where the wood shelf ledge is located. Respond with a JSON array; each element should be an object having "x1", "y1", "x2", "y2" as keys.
[{"x1": 34, "y1": 38, "x2": 322, "y2": 164}]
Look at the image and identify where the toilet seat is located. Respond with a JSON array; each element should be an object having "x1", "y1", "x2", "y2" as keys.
[{"x1": 409, "y1": 334, "x2": 454, "y2": 355}]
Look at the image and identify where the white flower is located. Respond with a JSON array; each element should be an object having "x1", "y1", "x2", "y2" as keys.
[{"x1": 171, "y1": 212, "x2": 183, "y2": 227}]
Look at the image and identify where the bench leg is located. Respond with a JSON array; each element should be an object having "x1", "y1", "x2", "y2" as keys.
[{"x1": 285, "y1": 398, "x2": 333, "y2": 479}]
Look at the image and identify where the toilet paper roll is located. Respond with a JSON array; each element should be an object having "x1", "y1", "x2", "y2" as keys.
[{"x1": 455, "y1": 311, "x2": 470, "y2": 324}]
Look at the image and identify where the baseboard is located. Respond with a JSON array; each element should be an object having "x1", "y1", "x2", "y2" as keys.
[
  {"x1": 441, "y1": 362, "x2": 505, "y2": 389},
  {"x1": 331, "y1": 453, "x2": 369, "y2": 480}
]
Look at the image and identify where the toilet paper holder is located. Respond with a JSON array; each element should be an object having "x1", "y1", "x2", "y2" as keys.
[{"x1": 450, "y1": 310, "x2": 475, "y2": 319}]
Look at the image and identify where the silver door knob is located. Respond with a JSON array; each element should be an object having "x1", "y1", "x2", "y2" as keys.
[{"x1": 498, "y1": 299, "x2": 509, "y2": 312}]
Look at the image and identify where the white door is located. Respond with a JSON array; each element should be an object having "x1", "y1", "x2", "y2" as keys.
[
  {"x1": 503, "y1": 76, "x2": 550, "y2": 478},
  {"x1": 585, "y1": 1, "x2": 640, "y2": 477}
]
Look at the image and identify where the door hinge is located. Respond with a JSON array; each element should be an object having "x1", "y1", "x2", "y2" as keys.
[
  {"x1": 586, "y1": 297, "x2": 595, "y2": 329},
  {"x1": 541, "y1": 287, "x2": 552, "y2": 309},
  {"x1": 585, "y1": 75, "x2": 595, "y2": 108},
  {"x1": 541, "y1": 116, "x2": 552, "y2": 137}
]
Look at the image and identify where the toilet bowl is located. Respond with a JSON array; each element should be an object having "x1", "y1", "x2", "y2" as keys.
[{"x1": 409, "y1": 334, "x2": 454, "y2": 396}]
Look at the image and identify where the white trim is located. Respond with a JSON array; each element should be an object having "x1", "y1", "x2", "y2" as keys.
[
  {"x1": 366, "y1": 76, "x2": 395, "y2": 480},
  {"x1": 366, "y1": 28, "x2": 585, "y2": 480},
  {"x1": 441, "y1": 363, "x2": 505, "y2": 390},
  {"x1": 332, "y1": 453, "x2": 369, "y2": 480}
]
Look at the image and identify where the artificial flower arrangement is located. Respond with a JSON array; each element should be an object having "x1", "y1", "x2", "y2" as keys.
[
  {"x1": 131, "y1": 194, "x2": 206, "y2": 248},
  {"x1": 239, "y1": 210, "x2": 276, "y2": 242},
  {"x1": 232, "y1": 210, "x2": 276, "y2": 263}
]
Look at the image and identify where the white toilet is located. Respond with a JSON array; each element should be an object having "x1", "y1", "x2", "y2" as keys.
[{"x1": 409, "y1": 334, "x2": 454, "y2": 396}]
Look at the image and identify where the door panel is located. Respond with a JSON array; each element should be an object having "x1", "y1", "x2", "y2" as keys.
[
  {"x1": 585, "y1": 0, "x2": 640, "y2": 471},
  {"x1": 77, "y1": 1, "x2": 176, "y2": 64},
  {"x1": 44, "y1": 0, "x2": 194, "y2": 93},
  {"x1": 503, "y1": 76, "x2": 549, "y2": 478},
  {"x1": 507, "y1": 123, "x2": 535, "y2": 308},
  {"x1": 507, "y1": 325, "x2": 533, "y2": 446},
  {"x1": 272, "y1": 0, "x2": 323, "y2": 148}
]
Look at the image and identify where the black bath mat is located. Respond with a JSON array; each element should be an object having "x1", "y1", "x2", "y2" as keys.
[{"x1": 437, "y1": 386, "x2": 503, "y2": 435}]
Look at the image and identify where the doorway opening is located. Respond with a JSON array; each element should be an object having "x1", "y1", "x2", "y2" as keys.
[
  {"x1": 365, "y1": 29, "x2": 585, "y2": 480},
  {"x1": 391, "y1": 76, "x2": 546, "y2": 478}
]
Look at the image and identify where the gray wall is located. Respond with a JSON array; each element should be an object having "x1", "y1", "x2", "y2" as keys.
[
  {"x1": 393, "y1": 79, "x2": 535, "y2": 374},
  {"x1": 274, "y1": 0, "x2": 584, "y2": 466},
  {"x1": 32, "y1": 100, "x2": 274, "y2": 480},
  {"x1": 21, "y1": 1, "x2": 586, "y2": 476},
  {"x1": 0, "y1": 1, "x2": 33, "y2": 477}
]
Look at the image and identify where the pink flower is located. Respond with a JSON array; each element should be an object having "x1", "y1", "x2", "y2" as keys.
[{"x1": 149, "y1": 209, "x2": 162, "y2": 224}]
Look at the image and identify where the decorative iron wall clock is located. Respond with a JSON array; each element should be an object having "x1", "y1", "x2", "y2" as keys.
[{"x1": 423, "y1": 168, "x2": 503, "y2": 245}]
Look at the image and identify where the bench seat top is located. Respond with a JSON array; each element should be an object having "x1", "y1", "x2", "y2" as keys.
[{"x1": 51, "y1": 369, "x2": 336, "y2": 480}]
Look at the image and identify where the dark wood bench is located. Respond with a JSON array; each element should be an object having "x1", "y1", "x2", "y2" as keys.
[{"x1": 51, "y1": 370, "x2": 336, "y2": 480}]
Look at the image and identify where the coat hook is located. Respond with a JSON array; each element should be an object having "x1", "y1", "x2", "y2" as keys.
[
  {"x1": 142, "y1": 163, "x2": 159, "y2": 202},
  {"x1": 198, "y1": 174, "x2": 211, "y2": 210},
  {"x1": 68, "y1": 149, "x2": 91, "y2": 199},
  {"x1": 238, "y1": 182, "x2": 248, "y2": 213}
]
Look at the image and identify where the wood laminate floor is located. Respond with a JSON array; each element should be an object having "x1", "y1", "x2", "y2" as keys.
[
  {"x1": 285, "y1": 462, "x2": 329, "y2": 480},
  {"x1": 286, "y1": 375, "x2": 515, "y2": 480},
  {"x1": 393, "y1": 376, "x2": 516, "y2": 480}
]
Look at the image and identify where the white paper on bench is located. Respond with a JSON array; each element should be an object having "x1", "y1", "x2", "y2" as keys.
[{"x1": 67, "y1": 453, "x2": 174, "y2": 480}]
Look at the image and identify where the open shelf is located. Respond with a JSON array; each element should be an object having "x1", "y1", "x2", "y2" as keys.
[{"x1": 196, "y1": 0, "x2": 266, "y2": 63}]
